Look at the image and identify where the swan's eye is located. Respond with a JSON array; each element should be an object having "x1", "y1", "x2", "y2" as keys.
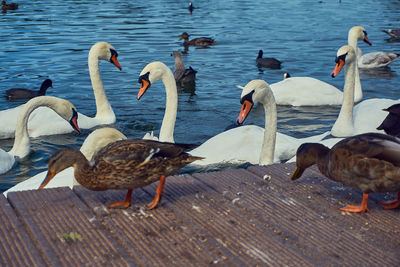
[
  {"x1": 240, "y1": 90, "x2": 255, "y2": 104},
  {"x1": 335, "y1": 53, "x2": 347, "y2": 63}
]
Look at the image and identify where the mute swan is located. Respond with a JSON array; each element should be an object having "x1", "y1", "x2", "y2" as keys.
[
  {"x1": 256, "y1": 50, "x2": 282, "y2": 69},
  {"x1": 138, "y1": 61, "x2": 177, "y2": 143},
  {"x1": 3, "y1": 127, "x2": 127, "y2": 196},
  {"x1": 0, "y1": 96, "x2": 81, "y2": 175},
  {"x1": 189, "y1": 80, "x2": 329, "y2": 166},
  {"x1": 357, "y1": 49, "x2": 400, "y2": 69},
  {"x1": 347, "y1": 25, "x2": 372, "y2": 102},
  {"x1": 268, "y1": 26, "x2": 370, "y2": 106},
  {"x1": 5, "y1": 79, "x2": 53, "y2": 100},
  {"x1": 0, "y1": 41, "x2": 122, "y2": 139},
  {"x1": 330, "y1": 45, "x2": 398, "y2": 137}
]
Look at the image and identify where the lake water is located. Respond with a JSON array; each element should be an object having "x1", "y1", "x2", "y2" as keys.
[{"x1": 0, "y1": 0, "x2": 399, "y2": 192}]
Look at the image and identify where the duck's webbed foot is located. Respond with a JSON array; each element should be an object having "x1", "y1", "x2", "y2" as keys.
[
  {"x1": 147, "y1": 176, "x2": 166, "y2": 210},
  {"x1": 378, "y1": 192, "x2": 400, "y2": 210},
  {"x1": 106, "y1": 189, "x2": 133, "y2": 209},
  {"x1": 339, "y1": 193, "x2": 370, "y2": 213}
]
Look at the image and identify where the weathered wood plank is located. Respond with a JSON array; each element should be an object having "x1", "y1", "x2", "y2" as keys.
[
  {"x1": 247, "y1": 163, "x2": 400, "y2": 263},
  {"x1": 74, "y1": 185, "x2": 238, "y2": 266},
  {"x1": 0, "y1": 195, "x2": 46, "y2": 267},
  {"x1": 7, "y1": 188, "x2": 137, "y2": 266},
  {"x1": 142, "y1": 174, "x2": 316, "y2": 266}
]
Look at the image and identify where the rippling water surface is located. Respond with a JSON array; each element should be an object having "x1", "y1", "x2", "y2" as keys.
[{"x1": 1, "y1": 0, "x2": 399, "y2": 192}]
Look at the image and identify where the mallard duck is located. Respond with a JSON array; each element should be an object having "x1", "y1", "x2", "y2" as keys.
[
  {"x1": 256, "y1": 50, "x2": 282, "y2": 69},
  {"x1": 5, "y1": 79, "x2": 53, "y2": 100},
  {"x1": 291, "y1": 132, "x2": 400, "y2": 213},
  {"x1": 382, "y1": 28, "x2": 400, "y2": 39},
  {"x1": 1, "y1": 1, "x2": 18, "y2": 10},
  {"x1": 377, "y1": 103, "x2": 400, "y2": 137},
  {"x1": 171, "y1": 51, "x2": 197, "y2": 87},
  {"x1": 179, "y1": 32, "x2": 216, "y2": 46},
  {"x1": 39, "y1": 139, "x2": 203, "y2": 209}
]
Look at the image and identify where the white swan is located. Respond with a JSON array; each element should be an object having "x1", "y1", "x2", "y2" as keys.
[
  {"x1": 190, "y1": 80, "x2": 329, "y2": 166},
  {"x1": 347, "y1": 25, "x2": 372, "y2": 102},
  {"x1": 268, "y1": 26, "x2": 370, "y2": 106},
  {"x1": 4, "y1": 127, "x2": 127, "y2": 196},
  {"x1": 137, "y1": 61, "x2": 178, "y2": 143},
  {"x1": 0, "y1": 41, "x2": 122, "y2": 139},
  {"x1": 0, "y1": 96, "x2": 81, "y2": 175},
  {"x1": 330, "y1": 45, "x2": 398, "y2": 137}
]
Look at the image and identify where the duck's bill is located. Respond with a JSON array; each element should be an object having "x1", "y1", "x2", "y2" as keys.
[
  {"x1": 237, "y1": 100, "x2": 253, "y2": 124},
  {"x1": 179, "y1": 36, "x2": 184, "y2": 40},
  {"x1": 39, "y1": 171, "x2": 55, "y2": 189},
  {"x1": 331, "y1": 59, "x2": 345, "y2": 78},
  {"x1": 111, "y1": 54, "x2": 122, "y2": 70},
  {"x1": 138, "y1": 79, "x2": 150, "y2": 100},
  {"x1": 291, "y1": 167, "x2": 305, "y2": 180}
]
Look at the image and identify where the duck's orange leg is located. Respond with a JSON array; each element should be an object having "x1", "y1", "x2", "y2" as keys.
[
  {"x1": 106, "y1": 189, "x2": 133, "y2": 209},
  {"x1": 340, "y1": 193, "x2": 370, "y2": 213},
  {"x1": 378, "y1": 192, "x2": 400, "y2": 210},
  {"x1": 147, "y1": 176, "x2": 166, "y2": 210}
]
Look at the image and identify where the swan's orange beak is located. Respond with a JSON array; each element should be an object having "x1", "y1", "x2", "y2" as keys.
[
  {"x1": 331, "y1": 58, "x2": 345, "y2": 78},
  {"x1": 39, "y1": 170, "x2": 55, "y2": 189},
  {"x1": 363, "y1": 35, "x2": 372, "y2": 46},
  {"x1": 111, "y1": 54, "x2": 122, "y2": 70},
  {"x1": 237, "y1": 100, "x2": 253, "y2": 124},
  {"x1": 138, "y1": 73, "x2": 151, "y2": 100},
  {"x1": 69, "y1": 109, "x2": 81, "y2": 134}
]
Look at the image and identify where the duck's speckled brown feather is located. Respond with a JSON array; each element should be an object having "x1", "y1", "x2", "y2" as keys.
[
  {"x1": 295, "y1": 133, "x2": 400, "y2": 194},
  {"x1": 43, "y1": 139, "x2": 202, "y2": 191}
]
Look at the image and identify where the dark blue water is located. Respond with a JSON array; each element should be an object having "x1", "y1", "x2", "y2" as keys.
[{"x1": 1, "y1": 0, "x2": 399, "y2": 192}]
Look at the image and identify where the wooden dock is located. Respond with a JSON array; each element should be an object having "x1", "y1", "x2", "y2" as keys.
[{"x1": 1, "y1": 162, "x2": 399, "y2": 266}]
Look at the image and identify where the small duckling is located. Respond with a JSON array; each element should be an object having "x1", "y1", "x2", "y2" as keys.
[
  {"x1": 1, "y1": 1, "x2": 18, "y2": 11},
  {"x1": 5, "y1": 79, "x2": 53, "y2": 100},
  {"x1": 179, "y1": 32, "x2": 216, "y2": 47},
  {"x1": 292, "y1": 132, "x2": 400, "y2": 213},
  {"x1": 256, "y1": 50, "x2": 282, "y2": 69}
]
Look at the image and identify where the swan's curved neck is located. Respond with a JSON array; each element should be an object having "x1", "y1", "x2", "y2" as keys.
[
  {"x1": 347, "y1": 34, "x2": 362, "y2": 102},
  {"x1": 159, "y1": 67, "x2": 178, "y2": 143},
  {"x1": 88, "y1": 51, "x2": 115, "y2": 122},
  {"x1": 331, "y1": 57, "x2": 356, "y2": 137},
  {"x1": 259, "y1": 87, "x2": 277, "y2": 165},
  {"x1": 9, "y1": 97, "x2": 58, "y2": 158}
]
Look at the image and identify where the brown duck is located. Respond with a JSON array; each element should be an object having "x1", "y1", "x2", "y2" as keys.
[
  {"x1": 179, "y1": 32, "x2": 216, "y2": 46},
  {"x1": 40, "y1": 139, "x2": 203, "y2": 209},
  {"x1": 292, "y1": 132, "x2": 400, "y2": 213},
  {"x1": 1, "y1": 1, "x2": 18, "y2": 10}
]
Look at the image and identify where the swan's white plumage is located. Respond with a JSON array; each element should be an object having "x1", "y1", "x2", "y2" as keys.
[
  {"x1": 331, "y1": 45, "x2": 398, "y2": 137},
  {"x1": 4, "y1": 127, "x2": 127, "y2": 196},
  {"x1": 190, "y1": 80, "x2": 330, "y2": 166},
  {"x1": 269, "y1": 77, "x2": 344, "y2": 106},
  {"x1": 138, "y1": 62, "x2": 178, "y2": 143},
  {"x1": 0, "y1": 42, "x2": 120, "y2": 139},
  {"x1": 0, "y1": 96, "x2": 79, "y2": 175}
]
